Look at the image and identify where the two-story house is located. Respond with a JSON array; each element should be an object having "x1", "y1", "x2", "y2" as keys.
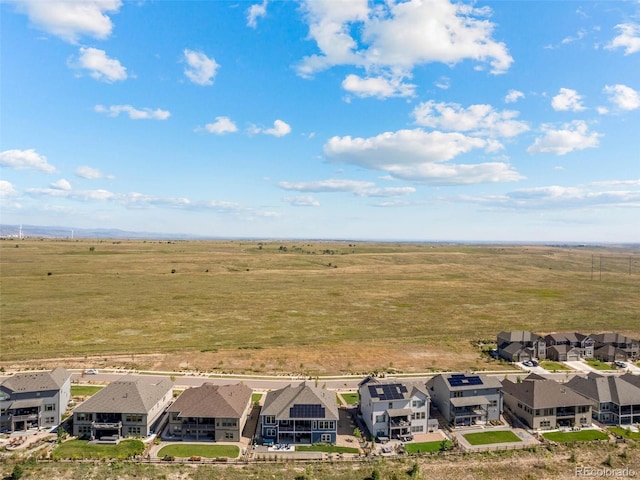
[
  {"x1": 497, "y1": 331, "x2": 546, "y2": 362},
  {"x1": 72, "y1": 375, "x2": 173, "y2": 440},
  {"x1": 427, "y1": 373, "x2": 502, "y2": 427},
  {"x1": 591, "y1": 333, "x2": 639, "y2": 361},
  {"x1": 167, "y1": 383, "x2": 252, "y2": 441},
  {"x1": 566, "y1": 372, "x2": 640, "y2": 426},
  {"x1": 358, "y1": 377, "x2": 437, "y2": 440},
  {"x1": 545, "y1": 333, "x2": 594, "y2": 359},
  {"x1": 0, "y1": 367, "x2": 71, "y2": 433},
  {"x1": 259, "y1": 383, "x2": 338, "y2": 445},
  {"x1": 502, "y1": 374, "x2": 592, "y2": 430}
]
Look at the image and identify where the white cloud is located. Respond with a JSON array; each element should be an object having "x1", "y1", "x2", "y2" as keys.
[
  {"x1": 435, "y1": 76, "x2": 450, "y2": 90},
  {"x1": 551, "y1": 88, "x2": 586, "y2": 111},
  {"x1": 606, "y1": 23, "x2": 640, "y2": 55},
  {"x1": 412, "y1": 101, "x2": 529, "y2": 138},
  {"x1": 247, "y1": 0, "x2": 267, "y2": 28},
  {"x1": 263, "y1": 119, "x2": 292, "y2": 137},
  {"x1": 597, "y1": 106, "x2": 609, "y2": 115},
  {"x1": 183, "y1": 49, "x2": 219, "y2": 86},
  {"x1": 527, "y1": 121, "x2": 602, "y2": 155},
  {"x1": 324, "y1": 129, "x2": 522, "y2": 185},
  {"x1": 51, "y1": 179, "x2": 72, "y2": 190},
  {"x1": 70, "y1": 47, "x2": 127, "y2": 82},
  {"x1": 0, "y1": 180, "x2": 18, "y2": 198},
  {"x1": 0, "y1": 148, "x2": 56, "y2": 173},
  {"x1": 10, "y1": 0, "x2": 121, "y2": 43},
  {"x1": 561, "y1": 28, "x2": 587, "y2": 45},
  {"x1": 278, "y1": 179, "x2": 374, "y2": 193},
  {"x1": 201, "y1": 116, "x2": 238, "y2": 135},
  {"x1": 342, "y1": 73, "x2": 415, "y2": 98},
  {"x1": 297, "y1": 0, "x2": 513, "y2": 96},
  {"x1": 282, "y1": 196, "x2": 320, "y2": 207},
  {"x1": 603, "y1": 84, "x2": 640, "y2": 111},
  {"x1": 505, "y1": 89, "x2": 524, "y2": 103},
  {"x1": 75, "y1": 165, "x2": 114, "y2": 179},
  {"x1": 95, "y1": 104, "x2": 170, "y2": 120}
]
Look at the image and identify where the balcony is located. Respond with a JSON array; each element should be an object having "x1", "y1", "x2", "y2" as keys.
[
  {"x1": 556, "y1": 408, "x2": 576, "y2": 418},
  {"x1": 10, "y1": 413, "x2": 40, "y2": 422},
  {"x1": 92, "y1": 421, "x2": 122, "y2": 429}
]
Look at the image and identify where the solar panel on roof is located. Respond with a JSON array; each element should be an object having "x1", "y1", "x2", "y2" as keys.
[
  {"x1": 290, "y1": 404, "x2": 325, "y2": 418},
  {"x1": 368, "y1": 383, "x2": 407, "y2": 400},
  {"x1": 447, "y1": 375, "x2": 484, "y2": 387}
]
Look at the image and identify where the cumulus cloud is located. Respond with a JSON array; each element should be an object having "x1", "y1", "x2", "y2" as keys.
[
  {"x1": 95, "y1": 104, "x2": 170, "y2": 120},
  {"x1": 0, "y1": 180, "x2": 18, "y2": 198},
  {"x1": 342, "y1": 73, "x2": 415, "y2": 98},
  {"x1": 412, "y1": 101, "x2": 529, "y2": 138},
  {"x1": 247, "y1": 0, "x2": 267, "y2": 28},
  {"x1": 278, "y1": 179, "x2": 416, "y2": 198},
  {"x1": 527, "y1": 121, "x2": 602, "y2": 155},
  {"x1": 10, "y1": 0, "x2": 121, "y2": 43},
  {"x1": 75, "y1": 165, "x2": 114, "y2": 179},
  {"x1": 505, "y1": 89, "x2": 524, "y2": 103},
  {"x1": 297, "y1": 0, "x2": 513, "y2": 98},
  {"x1": 200, "y1": 116, "x2": 238, "y2": 135},
  {"x1": 0, "y1": 148, "x2": 56, "y2": 173},
  {"x1": 70, "y1": 47, "x2": 127, "y2": 82},
  {"x1": 323, "y1": 129, "x2": 522, "y2": 185},
  {"x1": 606, "y1": 23, "x2": 640, "y2": 55},
  {"x1": 51, "y1": 179, "x2": 71, "y2": 190},
  {"x1": 183, "y1": 49, "x2": 219, "y2": 86},
  {"x1": 282, "y1": 195, "x2": 320, "y2": 207},
  {"x1": 603, "y1": 84, "x2": 640, "y2": 111},
  {"x1": 551, "y1": 88, "x2": 586, "y2": 111},
  {"x1": 252, "y1": 119, "x2": 291, "y2": 137}
]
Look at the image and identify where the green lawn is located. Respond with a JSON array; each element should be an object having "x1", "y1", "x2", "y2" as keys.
[
  {"x1": 540, "y1": 360, "x2": 571, "y2": 371},
  {"x1": 543, "y1": 430, "x2": 609, "y2": 442},
  {"x1": 251, "y1": 393, "x2": 263, "y2": 404},
  {"x1": 296, "y1": 444, "x2": 360, "y2": 454},
  {"x1": 585, "y1": 359, "x2": 614, "y2": 371},
  {"x1": 464, "y1": 430, "x2": 522, "y2": 445},
  {"x1": 608, "y1": 427, "x2": 640, "y2": 440},
  {"x1": 341, "y1": 392, "x2": 359, "y2": 405},
  {"x1": 52, "y1": 439, "x2": 144, "y2": 460},
  {"x1": 157, "y1": 444, "x2": 240, "y2": 458},
  {"x1": 404, "y1": 440, "x2": 452, "y2": 454},
  {"x1": 71, "y1": 385, "x2": 104, "y2": 397}
]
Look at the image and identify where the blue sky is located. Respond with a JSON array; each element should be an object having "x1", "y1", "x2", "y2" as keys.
[{"x1": 1, "y1": 0, "x2": 639, "y2": 242}]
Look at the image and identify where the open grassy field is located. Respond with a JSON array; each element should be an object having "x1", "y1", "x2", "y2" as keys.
[
  {"x1": 1, "y1": 239, "x2": 638, "y2": 374},
  {"x1": 157, "y1": 444, "x2": 239, "y2": 458}
]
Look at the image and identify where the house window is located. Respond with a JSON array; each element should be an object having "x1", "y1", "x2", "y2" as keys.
[
  {"x1": 264, "y1": 416, "x2": 276, "y2": 425},
  {"x1": 412, "y1": 400, "x2": 425, "y2": 408},
  {"x1": 76, "y1": 413, "x2": 92, "y2": 421},
  {"x1": 128, "y1": 427, "x2": 141, "y2": 436},
  {"x1": 265, "y1": 428, "x2": 276, "y2": 437},
  {"x1": 453, "y1": 392, "x2": 463, "y2": 398},
  {"x1": 44, "y1": 416, "x2": 55, "y2": 424},
  {"x1": 540, "y1": 420, "x2": 551, "y2": 428},
  {"x1": 320, "y1": 433, "x2": 332, "y2": 443},
  {"x1": 45, "y1": 404, "x2": 55, "y2": 411},
  {"x1": 411, "y1": 425, "x2": 423, "y2": 433},
  {"x1": 221, "y1": 420, "x2": 237, "y2": 427},
  {"x1": 318, "y1": 421, "x2": 334, "y2": 430},
  {"x1": 125, "y1": 414, "x2": 143, "y2": 422},
  {"x1": 489, "y1": 400, "x2": 497, "y2": 407},
  {"x1": 173, "y1": 426, "x2": 181, "y2": 432},
  {"x1": 411, "y1": 412, "x2": 425, "y2": 420},
  {"x1": 225, "y1": 431, "x2": 234, "y2": 439},
  {"x1": 375, "y1": 414, "x2": 385, "y2": 423}
]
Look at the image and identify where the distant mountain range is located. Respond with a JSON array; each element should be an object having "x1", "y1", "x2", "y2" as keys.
[{"x1": 0, "y1": 224, "x2": 201, "y2": 240}]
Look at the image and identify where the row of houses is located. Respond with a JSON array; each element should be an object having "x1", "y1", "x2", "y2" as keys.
[
  {"x1": 2, "y1": 368, "x2": 640, "y2": 442},
  {"x1": 497, "y1": 331, "x2": 639, "y2": 363}
]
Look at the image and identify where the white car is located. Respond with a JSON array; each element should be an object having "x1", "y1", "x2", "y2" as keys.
[{"x1": 85, "y1": 369, "x2": 99, "y2": 375}]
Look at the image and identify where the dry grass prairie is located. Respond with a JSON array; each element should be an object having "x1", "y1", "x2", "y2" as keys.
[{"x1": 1, "y1": 239, "x2": 638, "y2": 374}]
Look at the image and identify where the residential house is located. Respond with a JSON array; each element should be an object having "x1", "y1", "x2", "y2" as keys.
[
  {"x1": 260, "y1": 383, "x2": 338, "y2": 445},
  {"x1": 427, "y1": 373, "x2": 502, "y2": 427},
  {"x1": 502, "y1": 374, "x2": 592, "y2": 430},
  {"x1": 591, "y1": 333, "x2": 639, "y2": 360},
  {"x1": 0, "y1": 367, "x2": 71, "y2": 433},
  {"x1": 72, "y1": 375, "x2": 173, "y2": 440},
  {"x1": 546, "y1": 345, "x2": 581, "y2": 362},
  {"x1": 167, "y1": 383, "x2": 252, "y2": 441},
  {"x1": 593, "y1": 345, "x2": 628, "y2": 363},
  {"x1": 566, "y1": 373, "x2": 640, "y2": 425},
  {"x1": 497, "y1": 331, "x2": 546, "y2": 361},
  {"x1": 544, "y1": 333, "x2": 594, "y2": 359},
  {"x1": 358, "y1": 377, "x2": 438, "y2": 440}
]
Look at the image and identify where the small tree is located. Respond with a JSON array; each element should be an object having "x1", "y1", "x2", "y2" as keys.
[{"x1": 11, "y1": 464, "x2": 23, "y2": 480}]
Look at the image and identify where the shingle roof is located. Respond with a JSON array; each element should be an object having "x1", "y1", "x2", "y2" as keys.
[
  {"x1": 74, "y1": 375, "x2": 172, "y2": 414},
  {"x1": 502, "y1": 377, "x2": 591, "y2": 409},
  {"x1": 1, "y1": 367, "x2": 71, "y2": 394},
  {"x1": 261, "y1": 383, "x2": 338, "y2": 421},
  {"x1": 591, "y1": 332, "x2": 638, "y2": 345},
  {"x1": 360, "y1": 377, "x2": 429, "y2": 402},
  {"x1": 168, "y1": 383, "x2": 252, "y2": 418},
  {"x1": 435, "y1": 373, "x2": 503, "y2": 391},
  {"x1": 567, "y1": 373, "x2": 640, "y2": 406},
  {"x1": 497, "y1": 331, "x2": 541, "y2": 343}
]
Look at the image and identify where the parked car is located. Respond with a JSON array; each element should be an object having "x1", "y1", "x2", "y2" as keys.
[
  {"x1": 522, "y1": 361, "x2": 533, "y2": 367},
  {"x1": 614, "y1": 361, "x2": 627, "y2": 368},
  {"x1": 530, "y1": 360, "x2": 539, "y2": 367},
  {"x1": 85, "y1": 369, "x2": 99, "y2": 375}
]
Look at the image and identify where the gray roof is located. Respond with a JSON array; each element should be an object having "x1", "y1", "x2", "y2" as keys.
[
  {"x1": 502, "y1": 377, "x2": 592, "y2": 409},
  {"x1": 546, "y1": 332, "x2": 591, "y2": 344},
  {"x1": 168, "y1": 383, "x2": 252, "y2": 419},
  {"x1": 547, "y1": 344, "x2": 580, "y2": 355},
  {"x1": 432, "y1": 373, "x2": 503, "y2": 392},
  {"x1": 502, "y1": 343, "x2": 530, "y2": 356},
  {"x1": 360, "y1": 376, "x2": 429, "y2": 402},
  {"x1": 497, "y1": 331, "x2": 541, "y2": 344},
  {"x1": 591, "y1": 332, "x2": 638, "y2": 346},
  {"x1": 261, "y1": 383, "x2": 338, "y2": 421},
  {"x1": 74, "y1": 375, "x2": 172, "y2": 414},
  {"x1": 1, "y1": 367, "x2": 71, "y2": 394},
  {"x1": 567, "y1": 373, "x2": 640, "y2": 406}
]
